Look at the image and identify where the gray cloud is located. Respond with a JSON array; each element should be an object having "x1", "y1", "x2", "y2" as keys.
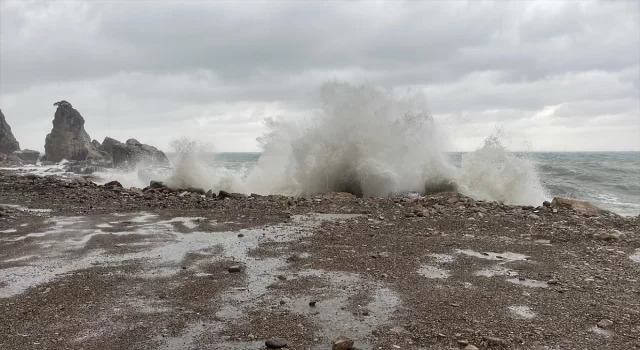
[{"x1": 0, "y1": 0, "x2": 638, "y2": 152}]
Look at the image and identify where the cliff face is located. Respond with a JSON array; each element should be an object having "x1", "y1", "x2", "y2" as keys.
[{"x1": 0, "y1": 110, "x2": 20, "y2": 154}]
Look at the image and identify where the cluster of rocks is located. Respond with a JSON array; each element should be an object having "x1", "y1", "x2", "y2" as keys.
[{"x1": 0, "y1": 101, "x2": 169, "y2": 173}]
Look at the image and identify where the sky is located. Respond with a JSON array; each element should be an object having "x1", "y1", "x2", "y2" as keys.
[{"x1": 1, "y1": 0, "x2": 639, "y2": 153}]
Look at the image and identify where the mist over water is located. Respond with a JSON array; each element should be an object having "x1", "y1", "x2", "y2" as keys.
[{"x1": 153, "y1": 82, "x2": 549, "y2": 206}]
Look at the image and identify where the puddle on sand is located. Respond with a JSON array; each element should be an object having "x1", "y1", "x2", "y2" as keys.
[
  {"x1": 0, "y1": 204, "x2": 52, "y2": 215},
  {"x1": 457, "y1": 249, "x2": 528, "y2": 262},
  {"x1": 288, "y1": 269, "x2": 401, "y2": 350},
  {"x1": 428, "y1": 253, "x2": 455, "y2": 264},
  {"x1": 475, "y1": 265, "x2": 518, "y2": 277},
  {"x1": 508, "y1": 305, "x2": 536, "y2": 319},
  {"x1": 418, "y1": 265, "x2": 450, "y2": 279},
  {"x1": 507, "y1": 278, "x2": 548, "y2": 288}
]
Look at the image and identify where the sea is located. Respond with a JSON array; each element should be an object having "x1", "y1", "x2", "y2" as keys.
[{"x1": 139, "y1": 151, "x2": 640, "y2": 217}]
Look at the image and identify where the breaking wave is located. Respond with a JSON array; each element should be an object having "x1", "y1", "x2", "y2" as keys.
[{"x1": 160, "y1": 82, "x2": 548, "y2": 205}]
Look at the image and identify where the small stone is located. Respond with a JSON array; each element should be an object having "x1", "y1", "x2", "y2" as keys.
[
  {"x1": 228, "y1": 265, "x2": 242, "y2": 273},
  {"x1": 597, "y1": 319, "x2": 613, "y2": 329},
  {"x1": 552, "y1": 209, "x2": 558, "y2": 213},
  {"x1": 483, "y1": 336, "x2": 505, "y2": 346},
  {"x1": 547, "y1": 279, "x2": 560, "y2": 285},
  {"x1": 237, "y1": 233, "x2": 244, "y2": 237},
  {"x1": 309, "y1": 301, "x2": 317, "y2": 307},
  {"x1": 543, "y1": 201, "x2": 551, "y2": 207},
  {"x1": 528, "y1": 214, "x2": 540, "y2": 220},
  {"x1": 279, "y1": 300, "x2": 286, "y2": 305},
  {"x1": 464, "y1": 345, "x2": 480, "y2": 350},
  {"x1": 362, "y1": 311, "x2": 369, "y2": 316},
  {"x1": 277, "y1": 274, "x2": 287, "y2": 280},
  {"x1": 332, "y1": 336, "x2": 354, "y2": 350},
  {"x1": 457, "y1": 339, "x2": 469, "y2": 346},
  {"x1": 265, "y1": 338, "x2": 288, "y2": 349}
]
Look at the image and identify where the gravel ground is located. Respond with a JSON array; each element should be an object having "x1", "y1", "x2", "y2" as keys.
[{"x1": 0, "y1": 170, "x2": 639, "y2": 350}]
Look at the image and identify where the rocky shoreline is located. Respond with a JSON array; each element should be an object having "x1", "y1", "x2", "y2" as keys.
[{"x1": 0, "y1": 169, "x2": 639, "y2": 349}]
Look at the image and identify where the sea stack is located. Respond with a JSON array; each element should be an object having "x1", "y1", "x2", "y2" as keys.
[
  {"x1": 0, "y1": 109, "x2": 20, "y2": 156},
  {"x1": 43, "y1": 101, "x2": 112, "y2": 166}
]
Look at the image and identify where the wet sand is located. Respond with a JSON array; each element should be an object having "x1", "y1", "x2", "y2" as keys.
[{"x1": 0, "y1": 171, "x2": 639, "y2": 349}]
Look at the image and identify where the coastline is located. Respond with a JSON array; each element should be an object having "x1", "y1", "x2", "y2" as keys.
[{"x1": 0, "y1": 170, "x2": 639, "y2": 349}]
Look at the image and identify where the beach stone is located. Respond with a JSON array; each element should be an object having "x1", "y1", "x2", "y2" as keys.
[
  {"x1": 309, "y1": 301, "x2": 317, "y2": 307},
  {"x1": 228, "y1": 265, "x2": 242, "y2": 273},
  {"x1": 464, "y1": 346, "x2": 479, "y2": 350},
  {"x1": 150, "y1": 180, "x2": 165, "y2": 188},
  {"x1": 597, "y1": 319, "x2": 613, "y2": 329},
  {"x1": 265, "y1": 338, "x2": 288, "y2": 348},
  {"x1": 205, "y1": 190, "x2": 213, "y2": 198},
  {"x1": 483, "y1": 336, "x2": 505, "y2": 346},
  {"x1": 104, "y1": 181, "x2": 123, "y2": 188},
  {"x1": 332, "y1": 336, "x2": 354, "y2": 350},
  {"x1": 593, "y1": 230, "x2": 626, "y2": 241},
  {"x1": 543, "y1": 200, "x2": 551, "y2": 207}
]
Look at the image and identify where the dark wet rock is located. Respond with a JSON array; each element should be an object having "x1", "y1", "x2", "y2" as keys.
[
  {"x1": 44, "y1": 103, "x2": 112, "y2": 167},
  {"x1": 597, "y1": 319, "x2": 613, "y2": 329},
  {"x1": 99, "y1": 137, "x2": 168, "y2": 169},
  {"x1": 104, "y1": 181, "x2": 123, "y2": 188},
  {"x1": 332, "y1": 336, "x2": 354, "y2": 350},
  {"x1": 13, "y1": 150, "x2": 40, "y2": 165},
  {"x1": 543, "y1": 200, "x2": 551, "y2": 207},
  {"x1": 150, "y1": 180, "x2": 165, "y2": 189},
  {"x1": 265, "y1": 338, "x2": 288, "y2": 349},
  {"x1": 228, "y1": 265, "x2": 242, "y2": 273},
  {"x1": 0, "y1": 110, "x2": 20, "y2": 155},
  {"x1": 218, "y1": 190, "x2": 247, "y2": 200},
  {"x1": 309, "y1": 301, "x2": 317, "y2": 307}
]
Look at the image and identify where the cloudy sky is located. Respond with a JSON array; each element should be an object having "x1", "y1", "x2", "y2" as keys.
[{"x1": 1, "y1": 0, "x2": 638, "y2": 152}]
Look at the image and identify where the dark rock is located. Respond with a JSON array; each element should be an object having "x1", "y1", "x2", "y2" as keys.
[
  {"x1": 309, "y1": 301, "x2": 317, "y2": 307},
  {"x1": 99, "y1": 137, "x2": 169, "y2": 169},
  {"x1": 265, "y1": 338, "x2": 288, "y2": 349},
  {"x1": 13, "y1": 150, "x2": 40, "y2": 165},
  {"x1": 150, "y1": 180, "x2": 165, "y2": 189},
  {"x1": 543, "y1": 201, "x2": 551, "y2": 208},
  {"x1": 597, "y1": 319, "x2": 613, "y2": 329},
  {"x1": 0, "y1": 110, "x2": 20, "y2": 154},
  {"x1": 551, "y1": 197, "x2": 601, "y2": 216},
  {"x1": 91, "y1": 139, "x2": 101, "y2": 149},
  {"x1": 205, "y1": 190, "x2": 214, "y2": 198},
  {"x1": 104, "y1": 181, "x2": 123, "y2": 188},
  {"x1": 483, "y1": 336, "x2": 505, "y2": 347},
  {"x1": 228, "y1": 265, "x2": 242, "y2": 273}
]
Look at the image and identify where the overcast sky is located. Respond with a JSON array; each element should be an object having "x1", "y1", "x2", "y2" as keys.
[{"x1": 1, "y1": 0, "x2": 639, "y2": 152}]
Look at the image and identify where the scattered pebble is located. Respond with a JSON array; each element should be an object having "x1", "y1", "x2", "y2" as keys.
[
  {"x1": 309, "y1": 301, "x2": 317, "y2": 307},
  {"x1": 464, "y1": 345, "x2": 479, "y2": 350}
]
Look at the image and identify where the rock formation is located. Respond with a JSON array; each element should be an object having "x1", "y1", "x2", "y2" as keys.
[
  {"x1": 99, "y1": 137, "x2": 169, "y2": 169},
  {"x1": 14, "y1": 150, "x2": 40, "y2": 165},
  {"x1": 43, "y1": 101, "x2": 112, "y2": 166},
  {"x1": 0, "y1": 110, "x2": 20, "y2": 155}
]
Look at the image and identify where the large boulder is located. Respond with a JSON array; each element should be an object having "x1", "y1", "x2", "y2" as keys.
[
  {"x1": 43, "y1": 102, "x2": 112, "y2": 166},
  {"x1": 99, "y1": 137, "x2": 169, "y2": 169},
  {"x1": 551, "y1": 197, "x2": 601, "y2": 216},
  {"x1": 0, "y1": 110, "x2": 20, "y2": 154},
  {"x1": 13, "y1": 149, "x2": 40, "y2": 165}
]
